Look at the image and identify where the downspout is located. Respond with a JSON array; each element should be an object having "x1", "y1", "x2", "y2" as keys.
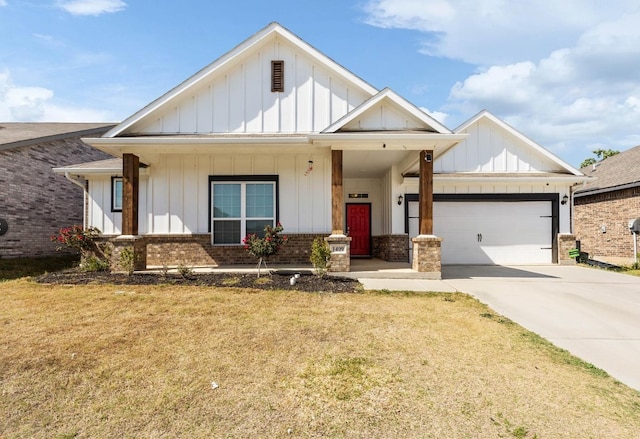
[{"x1": 63, "y1": 172, "x2": 85, "y2": 190}]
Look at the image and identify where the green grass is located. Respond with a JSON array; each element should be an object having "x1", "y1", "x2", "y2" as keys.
[{"x1": 2, "y1": 278, "x2": 640, "y2": 438}]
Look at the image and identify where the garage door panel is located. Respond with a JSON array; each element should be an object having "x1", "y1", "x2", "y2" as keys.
[{"x1": 429, "y1": 201, "x2": 552, "y2": 265}]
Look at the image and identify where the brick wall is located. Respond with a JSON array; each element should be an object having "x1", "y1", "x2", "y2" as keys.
[
  {"x1": 0, "y1": 137, "x2": 112, "y2": 258},
  {"x1": 373, "y1": 234, "x2": 409, "y2": 262},
  {"x1": 145, "y1": 233, "x2": 326, "y2": 267},
  {"x1": 574, "y1": 187, "x2": 640, "y2": 263}
]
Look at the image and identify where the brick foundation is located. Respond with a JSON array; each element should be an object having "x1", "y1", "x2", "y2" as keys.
[
  {"x1": 411, "y1": 235, "x2": 442, "y2": 279},
  {"x1": 110, "y1": 236, "x2": 147, "y2": 272},
  {"x1": 373, "y1": 234, "x2": 409, "y2": 262},
  {"x1": 142, "y1": 233, "x2": 323, "y2": 267},
  {"x1": 557, "y1": 233, "x2": 577, "y2": 265}
]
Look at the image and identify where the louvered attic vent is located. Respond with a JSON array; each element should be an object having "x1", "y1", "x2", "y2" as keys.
[{"x1": 271, "y1": 60, "x2": 284, "y2": 92}]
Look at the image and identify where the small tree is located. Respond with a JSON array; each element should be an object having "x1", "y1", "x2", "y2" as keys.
[
  {"x1": 242, "y1": 223, "x2": 288, "y2": 277},
  {"x1": 310, "y1": 236, "x2": 331, "y2": 276},
  {"x1": 580, "y1": 148, "x2": 619, "y2": 169}
]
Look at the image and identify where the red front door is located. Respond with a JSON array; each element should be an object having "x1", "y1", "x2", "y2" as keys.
[{"x1": 347, "y1": 203, "x2": 371, "y2": 257}]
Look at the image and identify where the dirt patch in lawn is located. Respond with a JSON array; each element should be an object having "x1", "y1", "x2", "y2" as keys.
[{"x1": 36, "y1": 269, "x2": 361, "y2": 293}]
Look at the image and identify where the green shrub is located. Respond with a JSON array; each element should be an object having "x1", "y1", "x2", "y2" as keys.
[
  {"x1": 118, "y1": 248, "x2": 135, "y2": 275},
  {"x1": 80, "y1": 255, "x2": 110, "y2": 272},
  {"x1": 310, "y1": 236, "x2": 331, "y2": 275},
  {"x1": 177, "y1": 264, "x2": 194, "y2": 279}
]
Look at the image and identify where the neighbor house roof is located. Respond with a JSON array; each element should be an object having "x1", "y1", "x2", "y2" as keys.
[
  {"x1": 574, "y1": 145, "x2": 640, "y2": 197},
  {"x1": 0, "y1": 123, "x2": 115, "y2": 152}
]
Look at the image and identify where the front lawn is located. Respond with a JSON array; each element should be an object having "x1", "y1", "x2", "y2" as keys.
[{"x1": 2, "y1": 278, "x2": 640, "y2": 438}]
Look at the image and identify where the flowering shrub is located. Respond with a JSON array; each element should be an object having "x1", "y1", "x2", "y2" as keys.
[
  {"x1": 51, "y1": 225, "x2": 108, "y2": 271},
  {"x1": 51, "y1": 225, "x2": 102, "y2": 253},
  {"x1": 242, "y1": 223, "x2": 288, "y2": 276}
]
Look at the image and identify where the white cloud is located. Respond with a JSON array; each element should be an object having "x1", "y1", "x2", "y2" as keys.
[
  {"x1": 0, "y1": 70, "x2": 113, "y2": 122},
  {"x1": 0, "y1": 1, "x2": 7, "y2": 7},
  {"x1": 363, "y1": 0, "x2": 639, "y2": 65},
  {"x1": 447, "y1": 9, "x2": 640, "y2": 162},
  {"x1": 420, "y1": 107, "x2": 449, "y2": 126},
  {"x1": 57, "y1": 0, "x2": 126, "y2": 16},
  {"x1": 363, "y1": 1, "x2": 640, "y2": 165}
]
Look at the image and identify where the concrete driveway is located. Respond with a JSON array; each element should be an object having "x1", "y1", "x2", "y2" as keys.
[{"x1": 361, "y1": 265, "x2": 640, "y2": 391}]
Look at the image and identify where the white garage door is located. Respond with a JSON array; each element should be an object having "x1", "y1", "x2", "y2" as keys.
[{"x1": 409, "y1": 201, "x2": 553, "y2": 265}]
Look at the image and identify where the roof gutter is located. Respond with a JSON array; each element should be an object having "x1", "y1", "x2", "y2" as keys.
[
  {"x1": 574, "y1": 180, "x2": 640, "y2": 198},
  {"x1": 62, "y1": 172, "x2": 85, "y2": 190}
]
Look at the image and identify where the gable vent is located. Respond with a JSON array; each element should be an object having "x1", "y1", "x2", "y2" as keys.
[{"x1": 271, "y1": 60, "x2": 284, "y2": 92}]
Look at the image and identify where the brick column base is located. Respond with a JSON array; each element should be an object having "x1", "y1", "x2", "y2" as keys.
[
  {"x1": 557, "y1": 233, "x2": 577, "y2": 265},
  {"x1": 110, "y1": 235, "x2": 147, "y2": 272},
  {"x1": 412, "y1": 235, "x2": 442, "y2": 279},
  {"x1": 325, "y1": 234, "x2": 352, "y2": 272}
]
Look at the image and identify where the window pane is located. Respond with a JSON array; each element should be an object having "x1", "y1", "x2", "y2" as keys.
[
  {"x1": 213, "y1": 184, "x2": 240, "y2": 218},
  {"x1": 213, "y1": 220, "x2": 240, "y2": 244},
  {"x1": 113, "y1": 179, "x2": 123, "y2": 210},
  {"x1": 246, "y1": 183, "x2": 274, "y2": 218},
  {"x1": 247, "y1": 220, "x2": 274, "y2": 238}
]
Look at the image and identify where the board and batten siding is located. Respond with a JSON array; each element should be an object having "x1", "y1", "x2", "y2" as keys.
[
  {"x1": 129, "y1": 39, "x2": 371, "y2": 135},
  {"x1": 88, "y1": 177, "x2": 148, "y2": 235},
  {"x1": 437, "y1": 118, "x2": 565, "y2": 173},
  {"x1": 88, "y1": 152, "x2": 331, "y2": 235}
]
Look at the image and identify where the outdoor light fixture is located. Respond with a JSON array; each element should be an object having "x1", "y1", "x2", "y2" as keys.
[
  {"x1": 561, "y1": 194, "x2": 569, "y2": 205},
  {"x1": 397, "y1": 194, "x2": 403, "y2": 205}
]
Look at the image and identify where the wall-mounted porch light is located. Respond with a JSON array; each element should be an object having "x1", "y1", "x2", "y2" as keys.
[
  {"x1": 397, "y1": 194, "x2": 403, "y2": 205},
  {"x1": 561, "y1": 194, "x2": 569, "y2": 205}
]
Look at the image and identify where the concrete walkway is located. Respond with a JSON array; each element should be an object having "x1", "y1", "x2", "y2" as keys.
[{"x1": 361, "y1": 264, "x2": 640, "y2": 392}]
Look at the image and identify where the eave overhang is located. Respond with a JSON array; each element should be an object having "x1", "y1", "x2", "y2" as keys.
[
  {"x1": 308, "y1": 132, "x2": 467, "y2": 151},
  {"x1": 403, "y1": 173, "x2": 592, "y2": 185}
]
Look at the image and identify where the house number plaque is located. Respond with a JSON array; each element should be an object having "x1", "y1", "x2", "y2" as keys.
[
  {"x1": 0, "y1": 218, "x2": 8, "y2": 236},
  {"x1": 330, "y1": 244, "x2": 346, "y2": 254}
]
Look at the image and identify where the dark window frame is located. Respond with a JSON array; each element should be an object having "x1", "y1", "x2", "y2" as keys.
[
  {"x1": 111, "y1": 176, "x2": 123, "y2": 212},
  {"x1": 208, "y1": 175, "x2": 280, "y2": 244}
]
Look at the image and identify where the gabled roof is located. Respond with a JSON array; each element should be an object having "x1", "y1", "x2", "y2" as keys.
[
  {"x1": 0, "y1": 123, "x2": 115, "y2": 152},
  {"x1": 322, "y1": 88, "x2": 451, "y2": 134},
  {"x1": 574, "y1": 145, "x2": 640, "y2": 196},
  {"x1": 104, "y1": 22, "x2": 379, "y2": 138},
  {"x1": 454, "y1": 110, "x2": 583, "y2": 176}
]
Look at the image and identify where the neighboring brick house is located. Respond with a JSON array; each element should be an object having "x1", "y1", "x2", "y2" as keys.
[
  {"x1": 0, "y1": 123, "x2": 115, "y2": 258},
  {"x1": 574, "y1": 145, "x2": 640, "y2": 265}
]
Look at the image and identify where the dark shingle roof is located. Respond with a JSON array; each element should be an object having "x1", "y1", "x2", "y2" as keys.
[
  {"x1": 0, "y1": 122, "x2": 115, "y2": 151},
  {"x1": 575, "y1": 145, "x2": 640, "y2": 196}
]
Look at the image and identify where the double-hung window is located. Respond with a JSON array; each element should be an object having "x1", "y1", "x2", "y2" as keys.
[
  {"x1": 210, "y1": 176, "x2": 278, "y2": 245},
  {"x1": 111, "y1": 177, "x2": 123, "y2": 212}
]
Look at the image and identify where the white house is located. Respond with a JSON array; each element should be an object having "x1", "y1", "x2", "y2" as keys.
[{"x1": 55, "y1": 22, "x2": 587, "y2": 276}]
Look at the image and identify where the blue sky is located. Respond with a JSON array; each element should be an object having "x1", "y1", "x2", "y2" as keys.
[{"x1": 2, "y1": 0, "x2": 640, "y2": 167}]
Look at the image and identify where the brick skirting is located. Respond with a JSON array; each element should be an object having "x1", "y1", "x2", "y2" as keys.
[
  {"x1": 142, "y1": 233, "x2": 325, "y2": 267},
  {"x1": 373, "y1": 234, "x2": 409, "y2": 262}
]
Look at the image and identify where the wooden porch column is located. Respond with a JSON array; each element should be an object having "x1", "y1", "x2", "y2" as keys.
[
  {"x1": 122, "y1": 153, "x2": 139, "y2": 236},
  {"x1": 331, "y1": 150, "x2": 344, "y2": 235},
  {"x1": 419, "y1": 149, "x2": 434, "y2": 235}
]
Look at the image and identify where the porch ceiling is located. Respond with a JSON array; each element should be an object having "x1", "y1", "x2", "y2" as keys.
[{"x1": 343, "y1": 150, "x2": 410, "y2": 178}]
